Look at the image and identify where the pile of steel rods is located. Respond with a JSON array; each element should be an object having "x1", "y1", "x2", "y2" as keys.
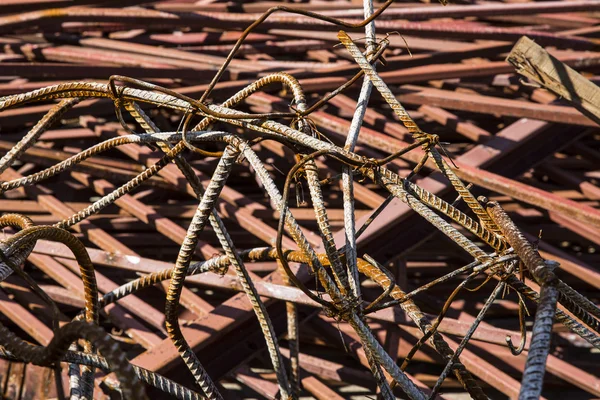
[{"x1": 0, "y1": 0, "x2": 599, "y2": 399}]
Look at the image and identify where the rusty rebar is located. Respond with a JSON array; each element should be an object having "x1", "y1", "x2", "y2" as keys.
[{"x1": 0, "y1": 4, "x2": 598, "y2": 398}]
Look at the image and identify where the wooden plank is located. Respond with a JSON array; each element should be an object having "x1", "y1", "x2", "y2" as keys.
[{"x1": 507, "y1": 36, "x2": 600, "y2": 126}]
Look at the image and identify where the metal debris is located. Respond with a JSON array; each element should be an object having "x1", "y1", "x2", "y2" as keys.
[{"x1": 0, "y1": 1, "x2": 598, "y2": 399}]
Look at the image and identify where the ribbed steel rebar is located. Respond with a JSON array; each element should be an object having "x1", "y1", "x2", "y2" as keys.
[
  {"x1": 242, "y1": 144, "x2": 341, "y2": 299},
  {"x1": 488, "y1": 201, "x2": 600, "y2": 332},
  {"x1": 371, "y1": 169, "x2": 492, "y2": 263},
  {"x1": 0, "y1": 321, "x2": 146, "y2": 400},
  {"x1": 3, "y1": 226, "x2": 101, "y2": 396},
  {"x1": 337, "y1": 30, "x2": 502, "y2": 235},
  {"x1": 55, "y1": 145, "x2": 181, "y2": 229},
  {"x1": 0, "y1": 16, "x2": 598, "y2": 396},
  {"x1": 519, "y1": 281, "x2": 559, "y2": 400},
  {"x1": 3, "y1": 226, "x2": 98, "y2": 323},
  {"x1": 165, "y1": 146, "x2": 240, "y2": 400},
  {"x1": 126, "y1": 92, "x2": 292, "y2": 399},
  {"x1": 505, "y1": 276, "x2": 600, "y2": 350},
  {"x1": 2, "y1": 344, "x2": 201, "y2": 400},
  {"x1": 360, "y1": 257, "x2": 488, "y2": 399},
  {"x1": 0, "y1": 214, "x2": 34, "y2": 282},
  {"x1": 297, "y1": 121, "x2": 350, "y2": 296},
  {"x1": 0, "y1": 98, "x2": 81, "y2": 175},
  {"x1": 0, "y1": 135, "x2": 141, "y2": 192},
  {"x1": 431, "y1": 280, "x2": 507, "y2": 399},
  {"x1": 242, "y1": 144, "x2": 426, "y2": 399}
]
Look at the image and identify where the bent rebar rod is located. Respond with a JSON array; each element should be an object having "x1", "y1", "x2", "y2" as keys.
[
  {"x1": 0, "y1": 98, "x2": 81, "y2": 175},
  {"x1": 337, "y1": 30, "x2": 502, "y2": 237},
  {"x1": 0, "y1": 321, "x2": 146, "y2": 400},
  {"x1": 125, "y1": 102, "x2": 292, "y2": 398},
  {"x1": 242, "y1": 141, "x2": 426, "y2": 400},
  {"x1": 165, "y1": 146, "x2": 238, "y2": 400}
]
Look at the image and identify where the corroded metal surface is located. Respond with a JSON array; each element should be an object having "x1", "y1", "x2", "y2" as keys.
[{"x1": 0, "y1": 1, "x2": 598, "y2": 399}]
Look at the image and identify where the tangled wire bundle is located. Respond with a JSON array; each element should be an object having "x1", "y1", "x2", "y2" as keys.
[{"x1": 0, "y1": 1, "x2": 599, "y2": 399}]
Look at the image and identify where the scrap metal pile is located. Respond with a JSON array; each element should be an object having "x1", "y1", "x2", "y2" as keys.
[{"x1": 0, "y1": 0, "x2": 599, "y2": 399}]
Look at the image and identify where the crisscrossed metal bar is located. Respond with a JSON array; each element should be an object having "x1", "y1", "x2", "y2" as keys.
[{"x1": 0, "y1": 4, "x2": 598, "y2": 400}]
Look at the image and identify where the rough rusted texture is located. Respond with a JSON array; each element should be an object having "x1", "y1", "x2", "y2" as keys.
[
  {"x1": 519, "y1": 283, "x2": 559, "y2": 400},
  {"x1": 487, "y1": 201, "x2": 557, "y2": 285},
  {"x1": 0, "y1": 1, "x2": 599, "y2": 399}
]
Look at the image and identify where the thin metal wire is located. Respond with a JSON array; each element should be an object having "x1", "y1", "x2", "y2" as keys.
[{"x1": 430, "y1": 279, "x2": 508, "y2": 399}]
